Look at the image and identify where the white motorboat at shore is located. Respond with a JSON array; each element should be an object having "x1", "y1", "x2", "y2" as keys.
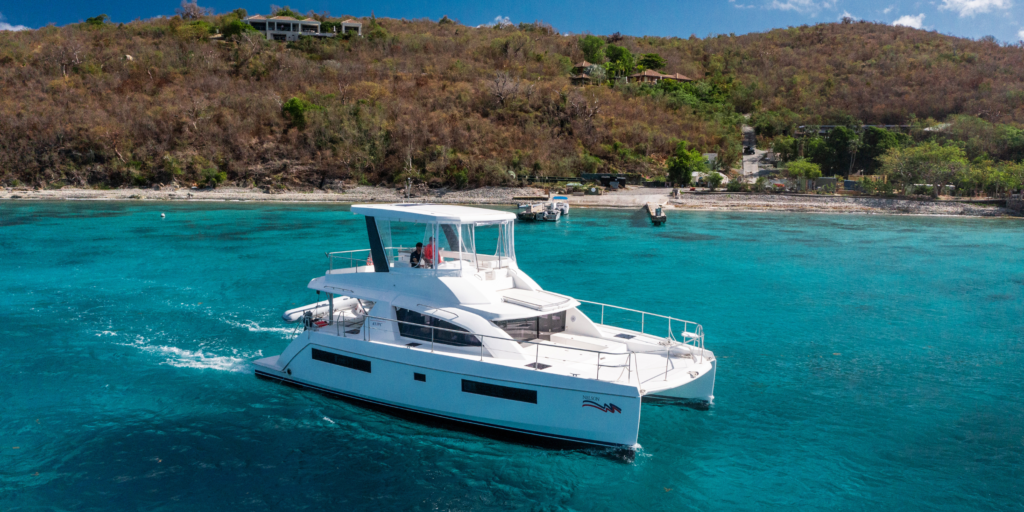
[
  {"x1": 254, "y1": 204, "x2": 715, "y2": 449},
  {"x1": 551, "y1": 196, "x2": 570, "y2": 216},
  {"x1": 542, "y1": 204, "x2": 561, "y2": 221}
]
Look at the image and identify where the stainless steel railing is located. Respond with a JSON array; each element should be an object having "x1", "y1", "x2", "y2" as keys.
[
  {"x1": 307, "y1": 312, "x2": 647, "y2": 385},
  {"x1": 575, "y1": 299, "x2": 704, "y2": 353},
  {"x1": 327, "y1": 249, "x2": 374, "y2": 273}
]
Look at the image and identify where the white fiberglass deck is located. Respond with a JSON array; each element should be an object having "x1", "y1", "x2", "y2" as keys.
[{"x1": 302, "y1": 317, "x2": 707, "y2": 392}]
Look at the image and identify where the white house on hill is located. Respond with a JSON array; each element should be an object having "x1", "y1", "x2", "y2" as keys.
[{"x1": 244, "y1": 15, "x2": 334, "y2": 42}]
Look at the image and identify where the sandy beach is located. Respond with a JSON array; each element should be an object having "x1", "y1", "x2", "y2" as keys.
[{"x1": 1, "y1": 185, "x2": 1018, "y2": 217}]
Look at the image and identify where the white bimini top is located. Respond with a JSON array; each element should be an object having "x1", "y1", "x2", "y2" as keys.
[{"x1": 351, "y1": 204, "x2": 516, "y2": 224}]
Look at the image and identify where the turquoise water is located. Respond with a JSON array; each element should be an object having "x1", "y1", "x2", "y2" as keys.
[{"x1": 1, "y1": 202, "x2": 1022, "y2": 511}]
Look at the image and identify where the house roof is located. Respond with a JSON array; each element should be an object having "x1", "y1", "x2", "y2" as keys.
[
  {"x1": 341, "y1": 18, "x2": 362, "y2": 25},
  {"x1": 573, "y1": 60, "x2": 593, "y2": 68},
  {"x1": 246, "y1": 14, "x2": 320, "y2": 23},
  {"x1": 629, "y1": 69, "x2": 664, "y2": 78},
  {"x1": 663, "y1": 73, "x2": 693, "y2": 81}
]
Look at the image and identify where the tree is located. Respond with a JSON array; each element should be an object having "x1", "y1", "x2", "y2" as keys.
[
  {"x1": 578, "y1": 35, "x2": 605, "y2": 63},
  {"x1": 282, "y1": 97, "x2": 320, "y2": 129},
  {"x1": 176, "y1": 0, "x2": 211, "y2": 21},
  {"x1": 270, "y1": 5, "x2": 305, "y2": 19},
  {"x1": 666, "y1": 141, "x2": 703, "y2": 186},
  {"x1": 222, "y1": 18, "x2": 257, "y2": 37},
  {"x1": 858, "y1": 127, "x2": 907, "y2": 173},
  {"x1": 879, "y1": 142, "x2": 967, "y2": 197},
  {"x1": 638, "y1": 53, "x2": 666, "y2": 70},
  {"x1": 604, "y1": 44, "x2": 631, "y2": 65},
  {"x1": 83, "y1": 14, "x2": 108, "y2": 27},
  {"x1": 706, "y1": 171, "x2": 723, "y2": 191},
  {"x1": 603, "y1": 44, "x2": 634, "y2": 78},
  {"x1": 786, "y1": 158, "x2": 821, "y2": 180},
  {"x1": 772, "y1": 136, "x2": 799, "y2": 162},
  {"x1": 489, "y1": 71, "x2": 522, "y2": 107},
  {"x1": 808, "y1": 126, "x2": 857, "y2": 176}
]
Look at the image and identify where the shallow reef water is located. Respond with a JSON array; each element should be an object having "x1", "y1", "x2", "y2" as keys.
[{"x1": 1, "y1": 202, "x2": 1022, "y2": 511}]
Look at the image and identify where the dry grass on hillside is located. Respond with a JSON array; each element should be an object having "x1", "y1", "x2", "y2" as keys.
[{"x1": 1, "y1": 14, "x2": 1023, "y2": 189}]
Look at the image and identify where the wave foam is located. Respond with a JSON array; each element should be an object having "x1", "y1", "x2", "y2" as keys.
[
  {"x1": 224, "y1": 319, "x2": 296, "y2": 339},
  {"x1": 116, "y1": 339, "x2": 261, "y2": 373}
]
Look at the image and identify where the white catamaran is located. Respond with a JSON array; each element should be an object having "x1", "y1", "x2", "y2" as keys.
[{"x1": 255, "y1": 204, "x2": 715, "y2": 448}]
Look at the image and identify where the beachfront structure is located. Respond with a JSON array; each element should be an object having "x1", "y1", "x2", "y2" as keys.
[{"x1": 244, "y1": 15, "x2": 335, "y2": 42}]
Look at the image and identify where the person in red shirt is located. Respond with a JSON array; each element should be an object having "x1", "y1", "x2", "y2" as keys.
[{"x1": 423, "y1": 237, "x2": 437, "y2": 267}]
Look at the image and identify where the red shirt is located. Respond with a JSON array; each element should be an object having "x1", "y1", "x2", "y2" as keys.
[{"x1": 423, "y1": 243, "x2": 435, "y2": 262}]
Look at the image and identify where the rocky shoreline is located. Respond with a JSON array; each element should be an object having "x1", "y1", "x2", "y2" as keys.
[{"x1": 1, "y1": 186, "x2": 1019, "y2": 218}]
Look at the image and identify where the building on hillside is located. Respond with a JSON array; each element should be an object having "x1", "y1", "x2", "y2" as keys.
[
  {"x1": 661, "y1": 72, "x2": 693, "y2": 82},
  {"x1": 570, "y1": 73, "x2": 592, "y2": 86},
  {"x1": 627, "y1": 70, "x2": 693, "y2": 84},
  {"x1": 627, "y1": 69, "x2": 664, "y2": 83},
  {"x1": 571, "y1": 60, "x2": 593, "y2": 75},
  {"x1": 339, "y1": 19, "x2": 363, "y2": 36},
  {"x1": 244, "y1": 15, "x2": 334, "y2": 41}
]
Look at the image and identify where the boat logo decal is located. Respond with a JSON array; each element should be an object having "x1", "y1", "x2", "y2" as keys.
[{"x1": 582, "y1": 400, "x2": 621, "y2": 414}]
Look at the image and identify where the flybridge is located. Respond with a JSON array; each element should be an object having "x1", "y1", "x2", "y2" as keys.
[{"x1": 343, "y1": 204, "x2": 518, "y2": 276}]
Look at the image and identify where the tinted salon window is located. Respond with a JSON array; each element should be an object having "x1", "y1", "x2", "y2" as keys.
[
  {"x1": 495, "y1": 312, "x2": 567, "y2": 341},
  {"x1": 395, "y1": 308, "x2": 481, "y2": 347}
]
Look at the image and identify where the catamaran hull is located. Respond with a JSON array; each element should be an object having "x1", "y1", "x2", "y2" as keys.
[
  {"x1": 254, "y1": 333, "x2": 643, "y2": 448},
  {"x1": 648, "y1": 359, "x2": 716, "y2": 402}
]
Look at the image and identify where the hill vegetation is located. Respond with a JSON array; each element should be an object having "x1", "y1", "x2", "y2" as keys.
[{"x1": 1, "y1": 8, "x2": 1024, "y2": 194}]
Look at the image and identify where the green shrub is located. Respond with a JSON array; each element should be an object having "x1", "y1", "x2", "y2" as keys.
[
  {"x1": 200, "y1": 166, "x2": 226, "y2": 186},
  {"x1": 272, "y1": 6, "x2": 305, "y2": 19},
  {"x1": 83, "y1": 14, "x2": 108, "y2": 27},
  {"x1": 707, "y1": 171, "x2": 724, "y2": 191},
  {"x1": 666, "y1": 141, "x2": 702, "y2": 187},
  {"x1": 281, "y1": 97, "x2": 320, "y2": 129},
  {"x1": 221, "y1": 19, "x2": 257, "y2": 38},
  {"x1": 451, "y1": 169, "x2": 469, "y2": 189}
]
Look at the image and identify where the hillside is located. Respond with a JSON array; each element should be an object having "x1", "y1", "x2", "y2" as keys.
[{"x1": 2, "y1": 11, "x2": 1024, "y2": 190}]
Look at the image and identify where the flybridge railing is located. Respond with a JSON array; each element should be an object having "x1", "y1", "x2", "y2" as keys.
[
  {"x1": 575, "y1": 299, "x2": 704, "y2": 356},
  {"x1": 327, "y1": 247, "x2": 512, "y2": 274},
  {"x1": 309, "y1": 313, "x2": 650, "y2": 385},
  {"x1": 327, "y1": 249, "x2": 374, "y2": 273}
]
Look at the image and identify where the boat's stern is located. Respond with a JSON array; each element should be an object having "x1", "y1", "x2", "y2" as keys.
[{"x1": 254, "y1": 355, "x2": 288, "y2": 378}]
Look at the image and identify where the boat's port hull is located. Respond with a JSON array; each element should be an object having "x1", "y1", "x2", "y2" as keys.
[{"x1": 254, "y1": 334, "x2": 643, "y2": 448}]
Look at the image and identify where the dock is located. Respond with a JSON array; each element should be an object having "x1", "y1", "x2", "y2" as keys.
[{"x1": 645, "y1": 202, "x2": 667, "y2": 225}]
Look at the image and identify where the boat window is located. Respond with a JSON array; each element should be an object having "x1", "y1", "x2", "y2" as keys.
[
  {"x1": 311, "y1": 348, "x2": 371, "y2": 373},
  {"x1": 494, "y1": 312, "x2": 567, "y2": 341},
  {"x1": 461, "y1": 379, "x2": 537, "y2": 404},
  {"x1": 395, "y1": 308, "x2": 481, "y2": 347}
]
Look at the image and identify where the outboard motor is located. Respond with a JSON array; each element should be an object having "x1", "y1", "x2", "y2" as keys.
[{"x1": 302, "y1": 310, "x2": 314, "y2": 331}]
